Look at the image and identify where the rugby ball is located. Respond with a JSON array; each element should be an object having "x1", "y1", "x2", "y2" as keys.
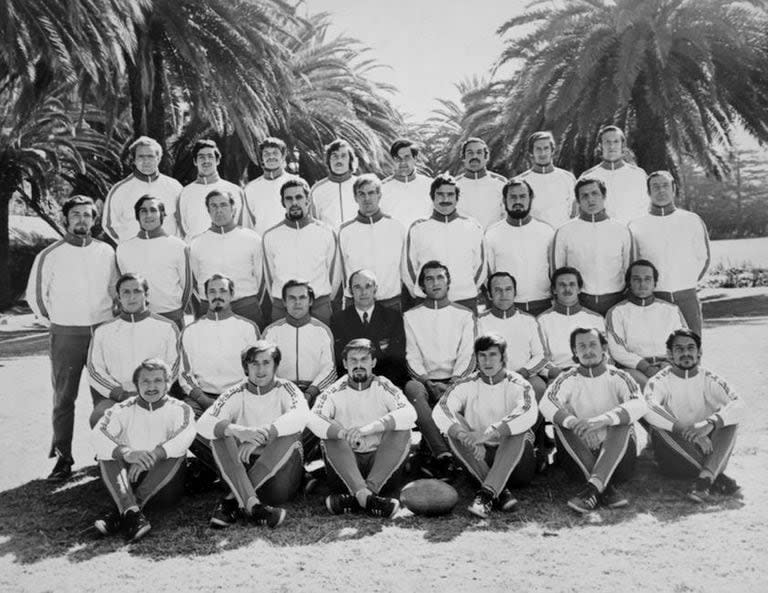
[{"x1": 400, "y1": 479, "x2": 458, "y2": 516}]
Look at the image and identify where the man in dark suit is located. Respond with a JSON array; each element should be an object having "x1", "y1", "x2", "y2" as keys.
[{"x1": 331, "y1": 269, "x2": 407, "y2": 388}]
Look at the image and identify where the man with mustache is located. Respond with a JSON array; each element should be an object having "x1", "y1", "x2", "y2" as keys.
[
  {"x1": 116, "y1": 195, "x2": 191, "y2": 329},
  {"x1": 263, "y1": 178, "x2": 340, "y2": 325},
  {"x1": 644, "y1": 329, "x2": 742, "y2": 503},
  {"x1": 309, "y1": 338, "x2": 416, "y2": 519},
  {"x1": 26, "y1": 195, "x2": 118, "y2": 481},
  {"x1": 405, "y1": 173, "x2": 486, "y2": 311},
  {"x1": 103, "y1": 136, "x2": 181, "y2": 243},
  {"x1": 91, "y1": 358, "x2": 195, "y2": 541},
  {"x1": 516, "y1": 131, "x2": 577, "y2": 229},
  {"x1": 455, "y1": 137, "x2": 507, "y2": 229},
  {"x1": 243, "y1": 137, "x2": 299, "y2": 237},
  {"x1": 485, "y1": 178, "x2": 555, "y2": 317},
  {"x1": 552, "y1": 177, "x2": 632, "y2": 316},
  {"x1": 189, "y1": 189, "x2": 264, "y2": 328},
  {"x1": 541, "y1": 327, "x2": 646, "y2": 513},
  {"x1": 310, "y1": 138, "x2": 359, "y2": 229},
  {"x1": 380, "y1": 138, "x2": 433, "y2": 230}
]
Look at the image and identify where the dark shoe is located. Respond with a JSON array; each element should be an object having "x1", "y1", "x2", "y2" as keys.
[
  {"x1": 495, "y1": 488, "x2": 518, "y2": 512},
  {"x1": 325, "y1": 493, "x2": 360, "y2": 515},
  {"x1": 210, "y1": 498, "x2": 240, "y2": 529},
  {"x1": 435, "y1": 454, "x2": 458, "y2": 482},
  {"x1": 47, "y1": 456, "x2": 72, "y2": 482},
  {"x1": 365, "y1": 495, "x2": 399, "y2": 519},
  {"x1": 600, "y1": 484, "x2": 629, "y2": 509},
  {"x1": 94, "y1": 510, "x2": 123, "y2": 536},
  {"x1": 468, "y1": 488, "x2": 495, "y2": 519},
  {"x1": 249, "y1": 503, "x2": 286, "y2": 528},
  {"x1": 712, "y1": 473, "x2": 741, "y2": 497},
  {"x1": 567, "y1": 484, "x2": 600, "y2": 514},
  {"x1": 123, "y1": 509, "x2": 151, "y2": 541},
  {"x1": 687, "y1": 477, "x2": 713, "y2": 503}
]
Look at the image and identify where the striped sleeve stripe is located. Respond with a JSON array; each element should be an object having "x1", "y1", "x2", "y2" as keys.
[
  {"x1": 610, "y1": 368, "x2": 642, "y2": 399},
  {"x1": 209, "y1": 384, "x2": 244, "y2": 417},
  {"x1": 34, "y1": 240, "x2": 65, "y2": 319},
  {"x1": 181, "y1": 245, "x2": 193, "y2": 307},
  {"x1": 545, "y1": 368, "x2": 577, "y2": 406},
  {"x1": 98, "y1": 399, "x2": 136, "y2": 445},
  {"x1": 697, "y1": 216, "x2": 711, "y2": 281},
  {"x1": 158, "y1": 401, "x2": 193, "y2": 445},
  {"x1": 498, "y1": 378, "x2": 534, "y2": 426},
  {"x1": 605, "y1": 306, "x2": 629, "y2": 347}
]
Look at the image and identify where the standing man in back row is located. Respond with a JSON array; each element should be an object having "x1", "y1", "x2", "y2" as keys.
[
  {"x1": 455, "y1": 137, "x2": 506, "y2": 229},
  {"x1": 380, "y1": 138, "x2": 433, "y2": 230},
  {"x1": 311, "y1": 139, "x2": 359, "y2": 229}
]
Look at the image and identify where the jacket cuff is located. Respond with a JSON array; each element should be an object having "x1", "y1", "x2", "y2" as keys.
[
  {"x1": 213, "y1": 419, "x2": 231, "y2": 439},
  {"x1": 153, "y1": 445, "x2": 168, "y2": 461},
  {"x1": 267, "y1": 424, "x2": 278, "y2": 442},
  {"x1": 495, "y1": 422, "x2": 512, "y2": 438},
  {"x1": 636, "y1": 359, "x2": 651, "y2": 374},
  {"x1": 446, "y1": 423, "x2": 462, "y2": 439},
  {"x1": 112, "y1": 446, "x2": 130, "y2": 460}
]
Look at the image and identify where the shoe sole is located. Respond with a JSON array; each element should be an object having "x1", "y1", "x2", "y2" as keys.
[
  {"x1": 604, "y1": 499, "x2": 629, "y2": 509},
  {"x1": 209, "y1": 517, "x2": 234, "y2": 529},
  {"x1": 567, "y1": 500, "x2": 596, "y2": 514},
  {"x1": 687, "y1": 491, "x2": 711, "y2": 504},
  {"x1": 498, "y1": 499, "x2": 518, "y2": 512},
  {"x1": 467, "y1": 505, "x2": 490, "y2": 519},
  {"x1": 94, "y1": 520, "x2": 114, "y2": 536},
  {"x1": 129, "y1": 523, "x2": 151, "y2": 542},
  {"x1": 271, "y1": 509, "x2": 287, "y2": 528}
]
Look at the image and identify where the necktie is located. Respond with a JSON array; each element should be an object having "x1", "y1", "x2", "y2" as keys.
[{"x1": 362, "y1": 311, "x2": 369, "y2": 327}]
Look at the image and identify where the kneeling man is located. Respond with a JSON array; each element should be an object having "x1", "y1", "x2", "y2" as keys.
[
  {"x1": 433, "y1": 334, "x2": 538, "y2": 518},
  {"x1": 309, "y1": 339, "x2": 417, "y2": 519}
]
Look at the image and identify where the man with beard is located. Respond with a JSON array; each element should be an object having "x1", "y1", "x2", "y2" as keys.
[
  {"x1": 405, "y1": 173, "x2": 486, "y2": 311},
  {"x1": 197, "y1": 342, "x2": 310, "y2": 529},
  {"x1": 88, "y1": 273, "x2": 180, "y2": 427},
  {"x1": 552, "y1": 177, "x2": 631, "y2": 316},
  {"x1": 189, "y1": 189, "x2": 264, "y2": 327},
  {"x1": 380, "y1": 138, "x2": 433, "y2": 230},
  {"x1": 605, "y1": 260, "x2": 687, "y2": 389},
  {"x1": 116, "y1": 195, "x2": 191, "y2": 329},
  {"x1": 455, "y1": 137, "x2": 506, "y2": 229},
  {"x1": 103, "y1": 136, "x2": 181, "y2": 243},
  {"x1": 310, "y1": 139, "x2": 359, "y2": 229},
  {"x1": 628, "y1": 171, "x2": 711, "y2": 335},
  {"x1": 403, "y1": 261, "x2": 475, "y2": 477},
  {"x1": 92, "y1": 359, "x2": 195, "y2": 541},
  {"x1": 178, "y1": 139, "x2": 247, "y2": 242},
  {"x1": 517, "y1": 131, "x2": 577, "y2": 229},
  {"x1": 433, "y1": 333, "x2": 538, "y2": 518},
  {"x1": 644, "y1": 329, "x2": 742, "y2": 503},
  {"x1": 338, "y1": 175, "x2": 406, "y2": 311},
  {"x1": 263, "y1": 178, "x2": 340, "y2": 325},
  {"x1": 579, "y1": 126, "x2": 648, "y2": 224},
  {"x1": 541, "y1": 328, "x2": 646, "y2": 513},
  {"x1": 485, "y1": 178, "x2": 554, "y2": 317},
  {"x1": 309, "y1": 338, "x2": 416, "y2": 519},
  {"x1": 179, "y1": 274, "x2": 261, "y2": 469},
  {"x1": 26, "y1": 195, "x2": 118, "y2": 481},
  {"x1": 243, "y1": 137, "x2": 299, "y2": 236}
]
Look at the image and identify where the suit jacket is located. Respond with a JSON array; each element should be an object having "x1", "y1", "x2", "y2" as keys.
[{"x1": 330, "y1": 305, "x2": 407, "y2": 388}]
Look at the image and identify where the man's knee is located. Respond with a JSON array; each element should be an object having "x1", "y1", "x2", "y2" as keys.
[{"x1": 404, "y1": 379, "x2": 428, "y2": 404}]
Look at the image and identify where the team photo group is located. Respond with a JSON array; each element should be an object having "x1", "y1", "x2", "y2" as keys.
[{"x1": 26, "y1": 125, "x2": 742, "y2": 543}]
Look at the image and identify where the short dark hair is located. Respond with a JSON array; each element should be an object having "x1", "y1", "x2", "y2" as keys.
[
  {"x1": 204, "y1": 273, "x2": 235, "y2": 295},
  {"x1": 325, "y1": 138, "x2": 357, "y2": 172},
  {"x1": 474, "y1": 333, "x2": 507, "y2": 357},
  {"x1": 62, "y1": 195, "x2": 97, "y2": 220},
  {"x1": 429, "y1": 173, "x2": 460, "y2": 201},
  {"x1": 625, "y1": 259, "x2": 659, "y2": 288},
  {"x1": 390, "y1": 138, "x2": 419, "y2": 159},
  {"x1": 342, "y1": 338, "x2": 376, "y2": 361},
  {"x1": 241, "y1": 340, "x2": 282, "y2": 372},
  {"x1": 646, "y1": 170, "x2": 677, "y2": 194},
  {"x1": 550, "y1": 266, "x2": 584, "y2": 291},
  {"x1": 502, "y1": 178, "x2": 534, "y2": 202},
  {"x1": 487, "y1": 271, "x2": 517, "y2": 294},
  {"x1": 133, "y1": 195, "x2": 165, "y2": 221},
  {"x1": 569, "y1": 327, "x2": 608, "y2": 354},
  {"x1": 192, "y1": 139, "x2": 221, "y2": 160},
  {"x1": 132, "y1": 358, "x2": 171, "y2": 389},
  {"x1": 460, "y1": 137, "x2": 488, "y2": 158},
  {"x1": 527, "y1": 131, "x2": 556, "y2": 154},
  {"x1": 205, "y1": 189, "x2": 235, "y2": 209},
  {"x1": 353, "y1": 174, "x2": 381, "y2": 196},
  {"x1": 280, "y1": 178, "x2": 310, "y2": 203},
  {"x1": 575, "y1": 177, "x2": 607, "y2": 201},
  {"x1": 417, "y1": 260, "x2": 450, "y2": 290},
  {"x1": 259, "y1": 137, "x2": 287, "y2": 161},
  {"x1": 665, "y1": 329, "x2": 701, "y2": 352},
  {"x1": 116, "y1": 272, "x2": 149, "y2": 295},
  {"x1": 281, "y1": 279, "x2": 315, "y2": 303}
]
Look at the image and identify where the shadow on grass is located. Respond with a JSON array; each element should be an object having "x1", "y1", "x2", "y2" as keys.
[
  {"x1": 702, "y1": 293, "x2": 768, "y2": 318},
  {"x1": 0, "y1": 452, "x2": 744, "y2": 565}
]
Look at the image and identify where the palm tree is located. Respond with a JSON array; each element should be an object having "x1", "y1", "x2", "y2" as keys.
[{"x1": 472, "y1": 0, "x2": 768, "y2": 178}]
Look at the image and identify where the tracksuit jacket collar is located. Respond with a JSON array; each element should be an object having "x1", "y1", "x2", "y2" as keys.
[
  {"x1": 137, "y1": 227, "x2": 167, "y2": 239},
  {"x1": 246, "y1": 379, "x2": 277, "y2": 395},
  {"x1": 670, "y1": 365, "x2": 700, "y2": 378},
  {"x1": 355, "y1": 210, "x2": 384, "y2": 224},
  {"x1": 263, "y1": 168, "x2": 285, "y2": 180},
  {"x1": 423, "y1": 297, "x2": 451, "y2": 309},
  {"x1": 209, "y1": 221, "x2": 237, "y2": 234},
  {"x1": 348, "y1": 376, "x2": 374, "y2": 391},
  {"x1": 579, "y1": 210, "x2": 609, "y2": 223},
  {"x1": 489, "y1": 305, "x2": 517, "y2": 319},
  {"x1": 506, "y1": 214, "x2": 532, "y2": 227},
  {"x1": 479, "y1": 369, "x2": 507, "y2": 385},
  {"x1": 553, "y1": 301, "x2": 583, "y2": 315},
  {"x1": 64, "y1": 232, "x2": 93, "y2": 247},
  {"x1": 531, "y1": 164, "x2": 554, "y2": 174},
  {"x1": 284, "y1": 216, "x2": 312, "y2": 229},
  {"x1": 119, "y1": 310, "x2": 151, "y2": 322},
  {"x1": 628, "y1": 294, "x2": 656, "y2": 306},
  {"x1": 328, "y1": 171, "x2": 353, "y2": 184},
  {"x1": 284, "y1": 314, "x2": 311, "y2": 328},
  {"x1": 464, "y1": 169, "x2": 488, "y2": 180},
  {"x1": 599, "y1": 159, "x2": 626, "y2": 171},
  {"x1": 205, "y1": 309, "x2": 234, "y2": 321},
  {"x1": 136, "y1": 395, "x2": 168, "y2": 411},
  {"x1": 393, "y1": 172, "x2": 417, "y2": 183},
  {"x1": 132, "y1": 169, "x2": 160, "y2": 182},
  {"x1": 430, "y1": 210, "x2": 460, "y2": 223},
  {"x1": 577, "y1": 361, "x2": 608, "y2": 377},
  {"x1": 195, "y1": 173, "x2": 221, "y2": 184},
  {"x1": 650, "y1": 204, "x2": 676, "y2": 216}
]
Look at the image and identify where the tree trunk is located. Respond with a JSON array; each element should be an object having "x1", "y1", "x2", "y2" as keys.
[
  {"x1": 630, "y1": 80, "x2": 669, "y2": 173},
  {"x1": 0, "y1": 191, "x2": 10, "y2": 311}
]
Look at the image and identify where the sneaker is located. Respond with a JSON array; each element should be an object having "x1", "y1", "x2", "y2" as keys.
[
  {"x1": 325, "y1": 493, "x2": 360, "y2": 515},
  {"x1": 249, "y1": 503, "x2": 286, "y2": 528},
  {"x1": 600, "y1": 484, "x2": 629, "y2": 509},
  {"x1": 123, "y1": 509, "x2": 151, "y2": 542},
  {"x1": 47, "y1": 456, "x2": 72, "y2": 482},
  {"x1": 687, "y1": 477, "x2": 713, "y2": 503},
  {"x1": 468, "y1": 488, "x2": 494, "y2": 519},
  {"x1": 210, "y1": 498, "x2": 240, "y2": 529},
  {"x1": 495, "y1": 488, "x2": 518, "y2": 512},
  {"x1": 94, "y1": 510, "x2": 123, "y2": 536},
  {"x1": 567, "y1": 484, "x2": 600, "y2": 514},
  {"x1": 712, "y1": 473, "x2": 741, "y2": 497},
  {"x1": 365, "y1": 495, "x2": 399, "y2": 519}
]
